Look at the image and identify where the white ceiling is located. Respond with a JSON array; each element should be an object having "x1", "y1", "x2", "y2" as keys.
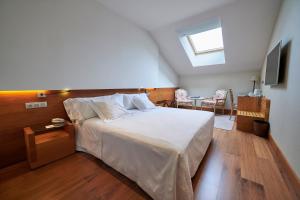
[
  {"x1": 97, "y1": 0, "x2": 237, "y2": 31},
  {"x1": 97, "y1": 0, "x2": 282, "y2": 75},
  {"x1": 151, "y1": 0, "x2": 282, "y2": 75}
]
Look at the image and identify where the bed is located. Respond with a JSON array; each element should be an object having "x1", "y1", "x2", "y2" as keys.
[{"x1": 75, "y1": 107, "x2": 214, "y2": 200}]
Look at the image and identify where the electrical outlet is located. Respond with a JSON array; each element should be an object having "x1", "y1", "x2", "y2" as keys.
[{"x1": 25, "y1": 102, "x2": 48, "y2": 109}]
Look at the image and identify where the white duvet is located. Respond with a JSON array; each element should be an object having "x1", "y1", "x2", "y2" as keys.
[{"x1": 76, "y1": 107, "x2": 214, "y2": 200}]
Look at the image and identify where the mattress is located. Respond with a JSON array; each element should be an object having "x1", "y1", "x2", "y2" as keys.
[{"x1": 76, "y1": 107, "x2": 214, "y2": 200}]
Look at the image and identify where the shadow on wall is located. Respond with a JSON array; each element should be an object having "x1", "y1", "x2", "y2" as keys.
[{"x1": 271, "y1": 40, "x2": 291, "y2": 90}]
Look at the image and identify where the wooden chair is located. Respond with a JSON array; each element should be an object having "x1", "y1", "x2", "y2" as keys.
[
  {"x1": 229, "y1": 89, "x2": 237, "y2": 119},
  {"x1": 201, "y1": 89, "x2": 228, "y2": 114},
  {"x1": 175, "y1": 89, "x2": 193, "y2": 108}
]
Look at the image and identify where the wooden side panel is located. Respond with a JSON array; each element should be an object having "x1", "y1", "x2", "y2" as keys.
[
  {"x1": 236, "y1": 96, "x2": 270, "y2": 133},
  {"x1": 23, "y1": 127, "x2": 36, "y2": 162},
  {"x1": 261, "y1": 98, "x2": 271, "y2": 121},
  {"x1": 236, "y1": 115, "x2": 263, "y2": 133},
  {"x1": 31, "y1": 133, "x2": 75, "y2": 169},
  {"x1": 237, "y1": 96, "x2": 261, "y2": 112},
  {"x1": 0, "y1": 88, "x2": 176, "y2": 168}
]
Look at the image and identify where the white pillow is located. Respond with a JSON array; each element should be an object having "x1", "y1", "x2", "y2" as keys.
[
  {"x1": 93, "y1": 93, "x2": 124, "y2": 107},
  {"x1": 132, "y1": 94, "x2": 156, "y2": 110},
  {"x1": 63, "y1": 98, "x2": 97, "y2": 123},
  {"x1": 123, "y1": 93, "x2": 150, "y2": 109},
  {"x1": 123, "y1": 94, "x2": 138, "y2": 109},
  {"x1": 111, "y1": 93, "x2": 125, "y2": 107},
  {"x1": 90, "y1": 101, "x2": 128, "y2": 120},
  {"x1": 63, "y1": 94, "x2": 125, "y2": 123}
]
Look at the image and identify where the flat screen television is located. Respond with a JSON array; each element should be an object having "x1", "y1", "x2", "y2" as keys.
[{"x1": 265, "y1": 41, "x2": 282, "y2": 85}]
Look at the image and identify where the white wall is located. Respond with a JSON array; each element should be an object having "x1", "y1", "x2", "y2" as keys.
[
  {"x1": 180, "y1": 70, "x2": 260, "y2": 108},
  {"x1": 261, "y1": 0, "x2": 300, "y2": 177},
  {"x1": 0, "y1": 0, "x2": 178, "y2": 90},
  {"x1": 158, "y1": 54, "x2": 178, "y2": 87}
]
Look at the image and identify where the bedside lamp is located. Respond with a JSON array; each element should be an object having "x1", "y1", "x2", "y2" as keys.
[{"x1": 250, "y1": 76, "x2": 258, "y2": 93}]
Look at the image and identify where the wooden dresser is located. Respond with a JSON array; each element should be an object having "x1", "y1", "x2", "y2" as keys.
[{"x1": 236, "y1": 96, "x2": 270, "y2": 133}]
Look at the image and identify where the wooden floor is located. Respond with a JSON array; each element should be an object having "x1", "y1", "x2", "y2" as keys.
[{"x1": 0, "y1": 125, "x2": 298, "y2": 200}]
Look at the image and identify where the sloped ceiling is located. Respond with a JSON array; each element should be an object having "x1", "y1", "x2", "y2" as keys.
[
  {"x1": 97, "y1": 0, "x2": 237, "y2": 30},
  {"x1": 98, "y1": 0, "x2": 282, "y2": 75}
]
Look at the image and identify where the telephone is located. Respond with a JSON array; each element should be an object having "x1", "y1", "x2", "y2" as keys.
[{"x1": 51, "y1": 118, "x2": 65, "y2": 127}]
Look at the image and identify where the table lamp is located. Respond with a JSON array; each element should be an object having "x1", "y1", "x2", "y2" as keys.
[{"x1": 250, "y1": 76, "x2": 258, "y2": 93}]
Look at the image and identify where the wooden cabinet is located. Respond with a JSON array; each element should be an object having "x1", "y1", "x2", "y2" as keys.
[
  {"x1": 24, "y1": 122, "x2": 75, "y2": 169},
  {"x1": 237, "y1": 96, "x2": 261, "y2": 112},
  {"x1": 236, "y1": 96, "x2": 270, "y2": 133}
]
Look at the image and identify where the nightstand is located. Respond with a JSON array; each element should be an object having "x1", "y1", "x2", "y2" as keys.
[
  {"x1": 155, "y1": 100, "x2": 174, "y2": 107},
  {"x1": 23, "y1": 121, "x2": 75, "y2": 169}
]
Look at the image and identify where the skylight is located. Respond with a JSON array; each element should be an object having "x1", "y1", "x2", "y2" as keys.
[
  {"x1": 178, "y1": 20, "x2": 226, "y2": 67},
  {"x1": 187, "y1": 27, "x2": 224, "y2": 55}
]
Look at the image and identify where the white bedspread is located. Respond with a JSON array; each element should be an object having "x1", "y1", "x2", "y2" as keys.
[{"x1": 76, "y1": 107, "x2": 214, "y2": 200}]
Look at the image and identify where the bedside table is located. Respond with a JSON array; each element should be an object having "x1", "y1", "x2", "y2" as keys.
[
  {"x1": 155, "y1": 100, "x2": 174, "y2": 107},
  {"x1": 24, "y1": 121, "x2": 75, "y2": 169}
]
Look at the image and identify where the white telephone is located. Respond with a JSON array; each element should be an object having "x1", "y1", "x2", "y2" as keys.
[{"x1": 51, "y1": 118, "x2": 65, "y2": 127}]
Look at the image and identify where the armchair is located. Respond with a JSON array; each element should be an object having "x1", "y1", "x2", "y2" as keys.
[
  {"x1": 200, "y1": 89, "x2": 228, "y2": 114},
  {"x1": 175, "y1": 89, "x2": 193, "y2": 108}
]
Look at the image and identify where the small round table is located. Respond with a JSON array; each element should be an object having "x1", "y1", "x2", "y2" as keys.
[{"x1": 188, "y1": 97, "x2": 209, "y2": 110}]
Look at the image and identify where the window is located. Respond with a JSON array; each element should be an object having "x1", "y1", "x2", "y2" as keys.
[
  {"x1": 187, "y1": 27, "x2": 224, "y2": 55},
  {"x1": 178, "y1": 20, "x2": 225, "y2": 67}
]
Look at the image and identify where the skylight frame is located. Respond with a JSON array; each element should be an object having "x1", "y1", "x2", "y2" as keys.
[
  {"x1": 187, "y1": 28, "x2": 224, "y2": 55},
  {"x1": 178, "y1": 19, "x2": 226, "y2": 67}
]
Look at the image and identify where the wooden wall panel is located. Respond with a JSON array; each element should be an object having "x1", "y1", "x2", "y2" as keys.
[
  {"x1": 148, "y1": 88, "x2": 175, "y2": 102},
  {"x1": 0, "y1": 88, "x2": 176, "y2": 168}
]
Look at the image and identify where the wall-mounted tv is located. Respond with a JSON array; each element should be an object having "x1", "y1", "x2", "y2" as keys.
[{"x1": 265, "y1": 41, "x2": 282, "y2": 85}]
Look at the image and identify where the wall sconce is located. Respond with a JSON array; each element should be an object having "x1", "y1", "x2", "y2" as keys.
[
  {"x1": 45, "y1": 89, "x2": 71, "y2": 97},
  {"x1": 37, "y1": 91, "x2": 47, "y2": 98},
  {"x1": 35, "y1": 88, "x2": 71, "y2": 98}
]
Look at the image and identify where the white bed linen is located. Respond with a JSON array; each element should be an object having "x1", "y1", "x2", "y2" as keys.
[{"x1": 76, "y1": 107, "x2": 214, "y2": 200}]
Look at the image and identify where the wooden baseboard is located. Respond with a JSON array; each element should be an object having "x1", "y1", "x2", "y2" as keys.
[{"x1": 268, "y1": 134, "x2": 300, "y2": 198}]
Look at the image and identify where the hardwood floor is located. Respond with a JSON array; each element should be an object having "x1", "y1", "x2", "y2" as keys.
[{"x1": 0, "y1": 125, "x2": 298, "y2": 200}]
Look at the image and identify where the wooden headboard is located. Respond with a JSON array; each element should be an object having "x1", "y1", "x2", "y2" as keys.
[{"x1": 0, "y1": 88, "x2": 176, "y2": 168}]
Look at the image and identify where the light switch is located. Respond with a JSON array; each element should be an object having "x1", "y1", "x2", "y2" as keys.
[{"x1": 25, "y1": 102, "x2": 48, "y2": 109}]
